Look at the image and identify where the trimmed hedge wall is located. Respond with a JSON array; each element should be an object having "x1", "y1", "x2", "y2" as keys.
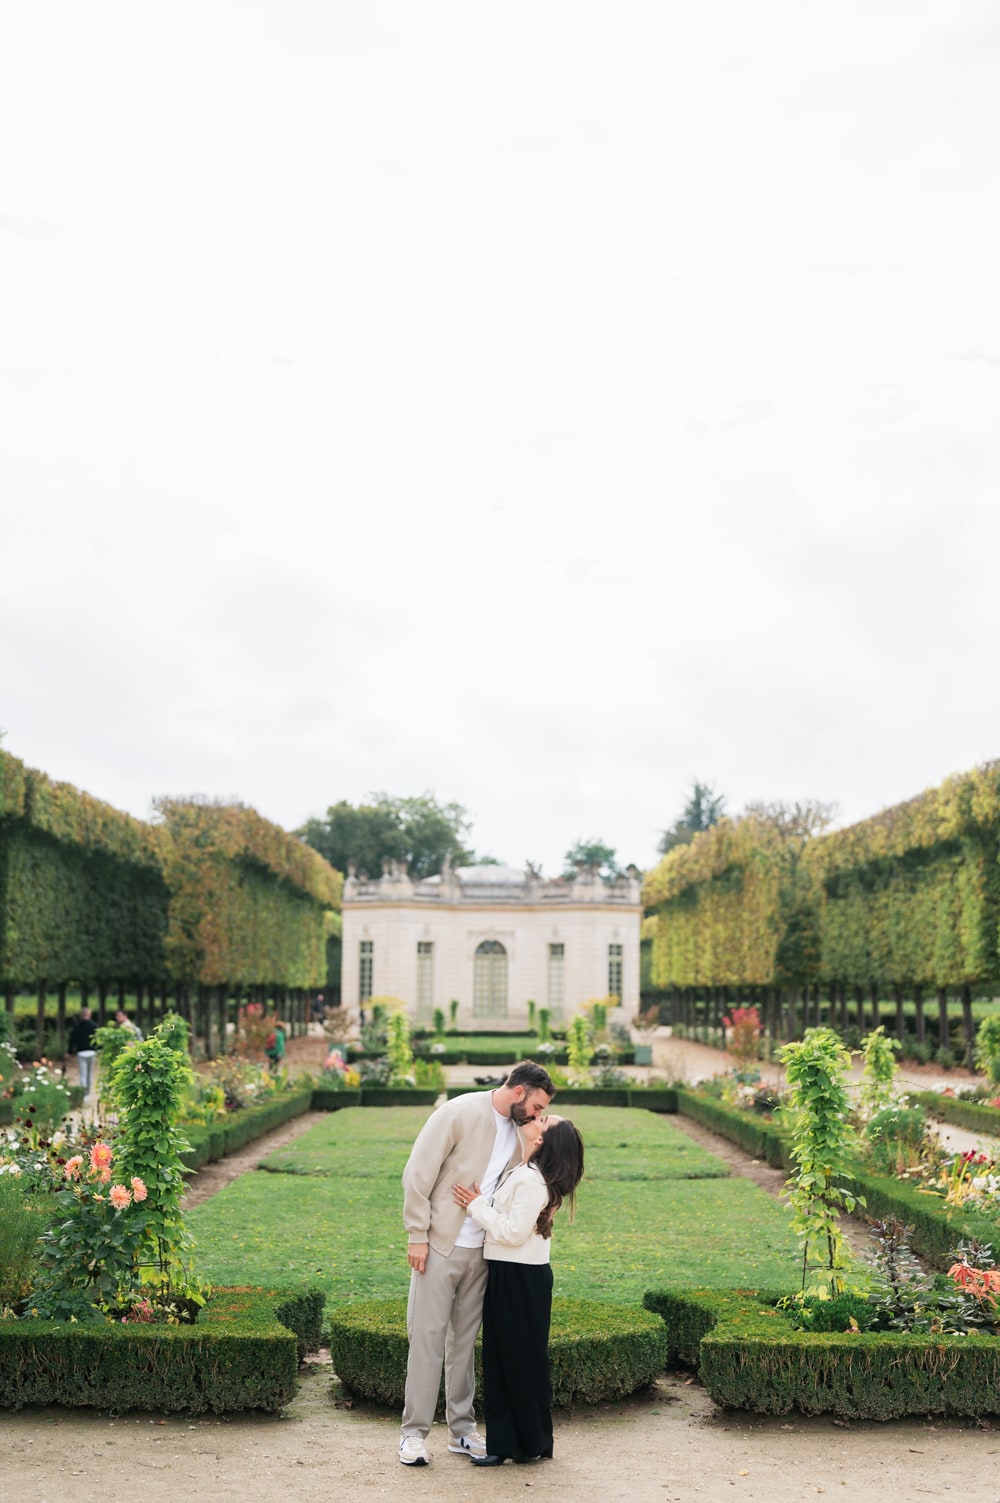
[
  {"x1": 643, "y1": 1287, "x2": 1000, "y2": 1420},
  {"x1": 310, "y1": 1087, "x2": 363, "y2": 1111},
  {"x1": 356, "y1": 1048, "x2": 636, "y2": 1068},
  {"x1": 674, "y1": 1088, "x2": 788, "y2": 1167},
  {"x1": 328, "y1": 1296, "x2": 667, "y2": 1408},
  {"x1": 0, "y1": 1286, "x2": 324, "y2": 1413},
  {"x1": 180, "y1": 1088, "x2": 314, "y2": 1171},
  {"x1": 909, "y1": 1090, "x2": 1000, "y2": 1138},
  {"x1": 359, "y1": 1088, "x2": 440, "y2": 1108},
  {"x1": 443, "y1": 1086, "x2": 678, "y2": 1111}
]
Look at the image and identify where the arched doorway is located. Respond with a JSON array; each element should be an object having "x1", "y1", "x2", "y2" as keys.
[{"x1": 473, "y1": 939, "x2": 507, "y2": 1019}]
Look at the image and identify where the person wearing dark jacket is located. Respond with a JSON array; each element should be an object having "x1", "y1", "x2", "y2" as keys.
[{"x1": 68, "y1": 1007, "x2": 98, "y2": 1095}]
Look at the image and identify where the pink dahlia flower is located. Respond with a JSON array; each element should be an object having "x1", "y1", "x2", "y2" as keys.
[
  {"x1": 109, "y1": 1183, "x2": 132, "y2": 1210},
  {"x1": 89, "y1": 1141, "x2": 113, "y2": 1175}
]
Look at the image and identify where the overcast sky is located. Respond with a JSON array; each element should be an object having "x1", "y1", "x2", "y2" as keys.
[{"x1": 3, "y1": 2, "x2": 999, "y2": 877}]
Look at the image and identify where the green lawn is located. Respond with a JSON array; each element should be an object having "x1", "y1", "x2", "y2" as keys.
[{"x1": 186, "y1": 1106, "x2": 801, "y2": 1305}]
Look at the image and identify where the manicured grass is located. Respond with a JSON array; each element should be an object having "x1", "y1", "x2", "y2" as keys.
[{"x1": 187, "y1": 1106, "x2": 800, "y2": 1305}]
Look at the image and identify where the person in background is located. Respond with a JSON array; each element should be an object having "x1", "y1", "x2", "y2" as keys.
[
  {"x1": 265, "y1": 1019, "x2": 287, "y2": 1071},
  {"x1": 398, "y1": 1061, "x2": 555, "y2": 1467},
  {"x1": 453, "y1": 1115, "x2": 584, "y2": 1467},
  {"x1": 67, "y1": 1005, "x2": 98, "y2": 1096},
  {"x1": 115, "y1": 1008, "x2": 143, "y2": 1041}
]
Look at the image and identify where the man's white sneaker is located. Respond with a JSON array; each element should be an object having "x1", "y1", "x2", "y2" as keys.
[
  {"x1": 399, "y1": 1436, "x2": 429, "y2": 1466},
  {"x1": 448, "y1": 1433, "x2": 488, "y2": 1458}
]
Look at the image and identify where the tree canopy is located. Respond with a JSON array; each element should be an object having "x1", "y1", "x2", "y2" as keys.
[
  {"x1": 562, "y1": 838, "x2": 621, "y2": 882},
  {"x1": 658, "y1": 780, "x2": 727, "y2": 855},
  {"x1": 298, "y1": 792, "x2": 485, "y2": 881}
]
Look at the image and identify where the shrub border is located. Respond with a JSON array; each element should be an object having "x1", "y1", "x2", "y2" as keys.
[
  {"x1": 908, "y1": 1089, "x2": 1000, "y2": 1138},
  {"x1": 328, "y1": 1295, "x2": 667, "y2": 1409},
  {"x1": 0, "y1": 1285, "x2": 324, "y2": 1413},
  {"x1": 642, "y1": 1286, "x2": 1000, "y2": 1420}
]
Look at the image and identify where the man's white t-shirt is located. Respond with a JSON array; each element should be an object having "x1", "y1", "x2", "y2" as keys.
[{"x1": 453, "y1": 1107, "x2": 517, "y2": 1249}]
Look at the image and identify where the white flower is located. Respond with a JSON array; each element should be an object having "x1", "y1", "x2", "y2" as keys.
[{"x1": 51, "y1": 1131, "x2": 67, "y2": 1149}]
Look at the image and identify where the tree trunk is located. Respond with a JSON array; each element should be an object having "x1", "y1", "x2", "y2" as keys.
[
  {"x1": 937, "y1": 987, "x2": 950, "y2": 1059},
  {"x1": 36, "y1": 981, "x2": 47, "y2": 1057},
  {"x1": 870, "y1": 982, "x2": 880, "y2": 1033},
  {"x1": 961, "y1": 984, "x2": 976, "y2": 1071},
  {"x1": 914, "y1": 984, "x2": 925, "y2": 1045},
  {"x1": 764, "y1": 987, "x2": 777, "y2": 1046},
  {"x1": 894, "y1": 986, "x2": 905, "y2": 1043},
  {"x1": 57, "y1": 981, "x2": 68, "y2": 1070}
]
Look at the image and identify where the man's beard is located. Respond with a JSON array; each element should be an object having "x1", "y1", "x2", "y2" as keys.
[{"x1": 509, "y1": 1101, "x2": 533, "y2": 1126}]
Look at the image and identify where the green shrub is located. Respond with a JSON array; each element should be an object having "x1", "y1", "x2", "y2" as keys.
[
  {"x1": 328, "y1": 1296, "x2": 667, "y2": 1407},
  {"x1": 781, "y1": 1290, "x2": 879, "y2": 1333},
  {"x1": 908, "y1": 1091, "x2": 1000, "y2": 1136},
  {"x1": 0, "y1": 1286, "x2": 317, "y2": 1413},
  {"x1": 643, "y1": 1286, "x2": 1000, "y2": 1420},
  {"x1": 0, "y1": 1176, "x2": 47, "y2": 1312},
  {"x1": 863, "y1": 1105, "x2": 928, "y2": 1175},
  {"x1": 976, "y1": 1013, "x2": 1000, "y2": 1087}
]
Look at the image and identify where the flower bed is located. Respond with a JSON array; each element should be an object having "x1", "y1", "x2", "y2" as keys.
[
  {"x1": 643, "y1": 1286, "x2": 1000, "y2": 1420},
  {"x1": 0, "y1": 1285, "x2": 324, "y2": 1413},
  {"x1": 328, "y1": 1295, "x2": 667, "y2": 1408}
]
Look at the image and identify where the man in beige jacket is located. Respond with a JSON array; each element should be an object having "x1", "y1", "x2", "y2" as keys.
[{"x1": 399, "y1": 1061, "x2": 555, "y2": 1466}]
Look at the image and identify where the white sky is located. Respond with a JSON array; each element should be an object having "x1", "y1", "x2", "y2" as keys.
[{"x1": 3, "y1": 2, "x2": 999, "y2": 876}]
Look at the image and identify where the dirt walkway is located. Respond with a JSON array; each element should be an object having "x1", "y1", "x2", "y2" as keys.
[{"x1": 4, "y1": 1359, "x2": 1000, "y2": 1503}]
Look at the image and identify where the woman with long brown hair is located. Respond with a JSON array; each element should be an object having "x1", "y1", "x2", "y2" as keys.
[{"x1": 452, "y1": 1114, "x2": 584, "y2": 1466}]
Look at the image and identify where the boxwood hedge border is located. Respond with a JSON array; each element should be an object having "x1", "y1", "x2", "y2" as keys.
[
  {"x1": 327, "y1": 1296, "x2": 667, "y2": 1409},
  {"x1": 908, "y1": 1089, "x2": 1000, "y2": 1139},
  {"x1": 0, "y1": 1286, "x2": 324, "y2": 1413},
  {"x1": 643, "y1": 1286, "x2": 1000, "y2": 1420}
]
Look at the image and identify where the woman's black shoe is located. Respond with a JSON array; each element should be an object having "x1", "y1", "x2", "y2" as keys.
[{"x1": 471, "y1": 1454, "x2": 507, "y2": 1467}]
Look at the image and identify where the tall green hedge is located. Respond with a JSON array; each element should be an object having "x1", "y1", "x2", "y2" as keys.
[
  {"x1": 0, "y1": 751, "x2": 169, "y2": 988},
  {"x1": 0, "y1": 750, "x2": 342, "y2": 999},
  {"x1": 643, "y1": 761, "x2": 1000, "y2": 1038}
]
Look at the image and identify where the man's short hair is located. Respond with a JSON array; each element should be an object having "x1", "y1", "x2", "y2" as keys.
[{"x1": 506, "y1": 1060, "x2": 556, "y2": 1099}]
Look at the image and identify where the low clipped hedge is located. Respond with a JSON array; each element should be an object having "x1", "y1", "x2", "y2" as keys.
[
  {"x1": 368, "y1": 1048, "x2": 636, "y2": 1069},
  {"x1": 180, "y1": 1087, "x2": 314, "y2": 1171},
  {"x1": 329, "y1": 1296, "x2": 667, "y2": 1408},
  {"x1": 672, "y1": 1090, "x2": 997, "y2": 1269},
  {"x1": 909, "y1": 1090, "x2": 1000, "y2": 1138},
  {"x1": 675, "y1": 1089, "x2": 788, "y2": 1166},
  {"x1": 443, "y1": 1086, "x2": 678, "y2": 1111},
  {"x1": 643, "y1": 1286, "x2": 1000, "y2": 1420},
  {"x1": 627, "y1": 1088, "x2": 678, "y2": 1113},
  {"x1": 0, "y1": 1285, "x2": 324, "y2": 1413},
  {"x1": 359, "y1": 1088, "x2": 440, "y2": 1108},
  {"x1": 310, "y1": 1086, "x2": 363, "y2": 1110}
]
